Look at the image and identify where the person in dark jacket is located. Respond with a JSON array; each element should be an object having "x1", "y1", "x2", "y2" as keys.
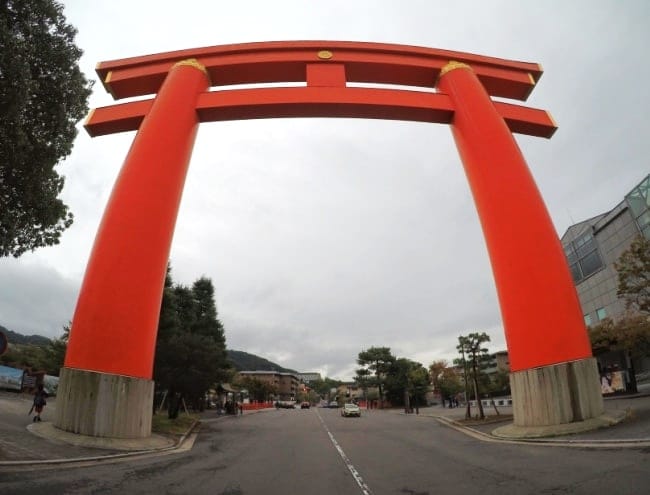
[{"x1": 32, "y1": 383, "x2": 48, "y2": 422}]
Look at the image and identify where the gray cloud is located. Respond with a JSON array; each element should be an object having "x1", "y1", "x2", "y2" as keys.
[{"x1": 0, "y1": 260, "x2": 76, "y2": 338}]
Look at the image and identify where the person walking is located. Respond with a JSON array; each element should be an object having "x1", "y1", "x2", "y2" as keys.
[{"x1": 31, "y1": 383, "x2": 48, "y2": 422}]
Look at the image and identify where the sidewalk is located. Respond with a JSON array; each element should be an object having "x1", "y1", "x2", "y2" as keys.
[
  {"x1": 404, "y1": 392, "x2": 650, "y2": 446},
  {"x1": 0, "y1": 392, "x2": 254, "y2": 467}
]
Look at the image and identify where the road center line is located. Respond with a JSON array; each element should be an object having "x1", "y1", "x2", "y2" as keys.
[{"x1": 316, "y1": 409, "x2": 373, "y2": 495}]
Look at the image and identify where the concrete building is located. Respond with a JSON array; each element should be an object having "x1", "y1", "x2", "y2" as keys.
[
  {"x1": 484, "y1": 350, "x2": 510, "y2": 376},
  {"x1": 560, "y1": 174, "x2": 650, "y2": 387},
  {"x1": 236, "y1": 371, "x2": 300, "y2": 401},
  {"x1": 560, "y1": 173, "x2": 649, "y2": 326},
  {"x1": 337, "y1": 382, "x2": 363, "y2": 402}
]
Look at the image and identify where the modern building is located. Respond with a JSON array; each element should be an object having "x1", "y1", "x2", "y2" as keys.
[
  {"x1": 236, "y1": 371, "x2": 300, "y2": 401},
  {"x1": 560, "y1": 174, "x2": 649, "y2": 326},
  {"x1": 560, "y1": 174, "x2": 650, "y2": 389}
]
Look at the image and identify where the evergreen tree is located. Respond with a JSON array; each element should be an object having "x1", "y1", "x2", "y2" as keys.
[
  {"x1": 0, "y1": 0, "x2": 93, "y2": 256},
  {"x1": 354, "y1": 367, "x2": 372, "y2": 404},
  {"x1": 456, "y1": 332, "x2": 491, "y2": 420},
  {"x1": 191, "y1": 277, "x2": 227, "y2": 356},
  {"x1": 310, "y1": 377, "x2": 343, "y2": 400},
  {"x1": 407, "y1": 365, "x2": 430, "y2": 413},
  {"x1": 357, "y1": 346, "x2": 395, "y2": 408},
  {"x1": 154, "y1": 266, "x2": 231, "y2": 418},
  {"x1": 40, "y1": 324, "x2": 69, "y2": 375},
  {"x1": 384, "y1": 358, "x2": 429, "y2": 409},
  {"x1": 156, "y1": 265, "x2": 180, "y2": 343}
]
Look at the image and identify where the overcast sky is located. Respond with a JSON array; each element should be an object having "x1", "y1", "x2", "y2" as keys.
[{"x1": 1, "y1": 0, "x2": 648, "y2": 381}]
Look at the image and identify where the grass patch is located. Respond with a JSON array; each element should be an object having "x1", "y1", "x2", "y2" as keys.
[{"x1": 151, "y1": 412, "x2": 200, "y2": 436}]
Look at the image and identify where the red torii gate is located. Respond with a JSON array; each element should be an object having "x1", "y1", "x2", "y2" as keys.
[{"x1": 56, "y1": 41, "x2": 603, "y2": 439}]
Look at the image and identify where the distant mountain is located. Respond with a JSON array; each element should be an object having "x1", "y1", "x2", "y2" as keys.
[
  {"x1": 0, "y1": 325, "x2": 51, "y2": 347},
  {"x1": 1, "y1": 324, "x2": 296, "y2": 374},
  {"x1": 227, "y1": 349, "x2": 297, "y2": 374}
]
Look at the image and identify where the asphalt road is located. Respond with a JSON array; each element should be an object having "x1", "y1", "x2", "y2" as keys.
[{"x1": 1, "y1": 406, "x2": 648, "y2": 494}]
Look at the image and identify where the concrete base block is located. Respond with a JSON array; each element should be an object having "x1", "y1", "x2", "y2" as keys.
[
  {"x1": 54, "y1": 367, "x2": 154, "y2": 439},
  {"x1": 510, "y1": 357, "x2": 604, "y2": 427}
]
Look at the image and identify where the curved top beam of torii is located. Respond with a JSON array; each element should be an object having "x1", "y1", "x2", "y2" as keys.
[{"x1": 85, "y1": 40, "x2": 556, "y2": 138}]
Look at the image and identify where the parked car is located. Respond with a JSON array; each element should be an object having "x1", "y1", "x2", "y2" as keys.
[
  {"x1": 300, "y1": 401, "x2": 310, "y2": 409},
  {"x1": 341, "y1": 402, "x2": 361, "y2": 417},
  {"x1": 328, "y1": 401, "x2": 339, "y2": 408}
]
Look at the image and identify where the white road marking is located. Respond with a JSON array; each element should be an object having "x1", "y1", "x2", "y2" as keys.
[{"x1": 316, "y1": 409, "x2": 373, "y2": 495}]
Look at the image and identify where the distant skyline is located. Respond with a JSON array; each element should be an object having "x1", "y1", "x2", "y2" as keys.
[{"x1": 1, "y1": 0, "x2": 648, "y2": 381}]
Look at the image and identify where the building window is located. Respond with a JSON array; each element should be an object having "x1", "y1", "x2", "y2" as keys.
[
  {"x1": 584, "y1": 314, "x2": 592, "y2": 327},
  {"x1": 563, "y1": 232, "x2": 604, "y2": 283},
  {"x1": 596, "y1": 307, "x2": 607, "y2": 321},
  {"x1": 626, "y1": 175, "x2": 650, "y2": 240}
]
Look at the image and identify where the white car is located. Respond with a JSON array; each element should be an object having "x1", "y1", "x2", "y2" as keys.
[{"x1": 341, "y1": 403, "x2": 361, "y2": 417}]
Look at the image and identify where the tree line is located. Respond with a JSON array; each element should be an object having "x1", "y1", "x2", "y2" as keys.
[
  {"x1": 429, "y1": 332, "x2": 508, "y2": 421},
  {"x1": 353, "y1": 334, "x2": 505, "y2": 419},
  {"x1": 355, "y1": 347, "x2": 429, "y2": 410},
  {"x1": 0, "y1": 325, "x2": 69, "y2": 376}
]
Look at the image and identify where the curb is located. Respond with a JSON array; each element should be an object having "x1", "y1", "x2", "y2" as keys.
[
  {"x1": 0, "y1": 419, "x2": 201, "y2": 468},
  {"x1": 431, "y1": 415, "x2": 650, "y2": 448},
  {"x1": 0, "y1": 407, "x2": 276, "y2": 468},
  {"x1": 176, "y1": 418, "x2": 200, "y2": 446},
  {"x1": 603, "y1": 391, "x2": 650, "y2": 401}
]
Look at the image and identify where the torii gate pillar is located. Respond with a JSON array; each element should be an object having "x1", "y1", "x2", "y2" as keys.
[
  {"x1": 55, "y1": 60, "x2": 209, "y2": 438},
  {"x1": 437, "y1": 63, "x2": 603, "y2": 428}
]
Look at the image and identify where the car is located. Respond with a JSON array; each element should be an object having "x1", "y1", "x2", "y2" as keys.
[
  {"x1": 300, "y1": 401, "x2": 310, "y2": 409},
  {"x1": 341, "y1": 403, "x2": 361, "y2": 417},
  {"x1": 328, "y1": 401, "x2": 339, "y2": 408}
]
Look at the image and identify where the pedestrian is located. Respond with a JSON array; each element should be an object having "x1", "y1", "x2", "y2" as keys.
[{"x1": 31, "y1": 383, "x2": 48, "y2": 422}]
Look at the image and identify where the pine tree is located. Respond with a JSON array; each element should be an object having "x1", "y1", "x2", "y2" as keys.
[{"x1": 154, "y1": 267, "x2": 231, "y2": 417}]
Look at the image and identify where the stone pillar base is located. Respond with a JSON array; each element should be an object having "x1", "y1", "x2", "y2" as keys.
[
  {"x1": 54, "y1": 367, "x2": 154, "y2": 439},
  {"x1": 510, "y1": 357, "x2": 603, "y2": 427}
]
